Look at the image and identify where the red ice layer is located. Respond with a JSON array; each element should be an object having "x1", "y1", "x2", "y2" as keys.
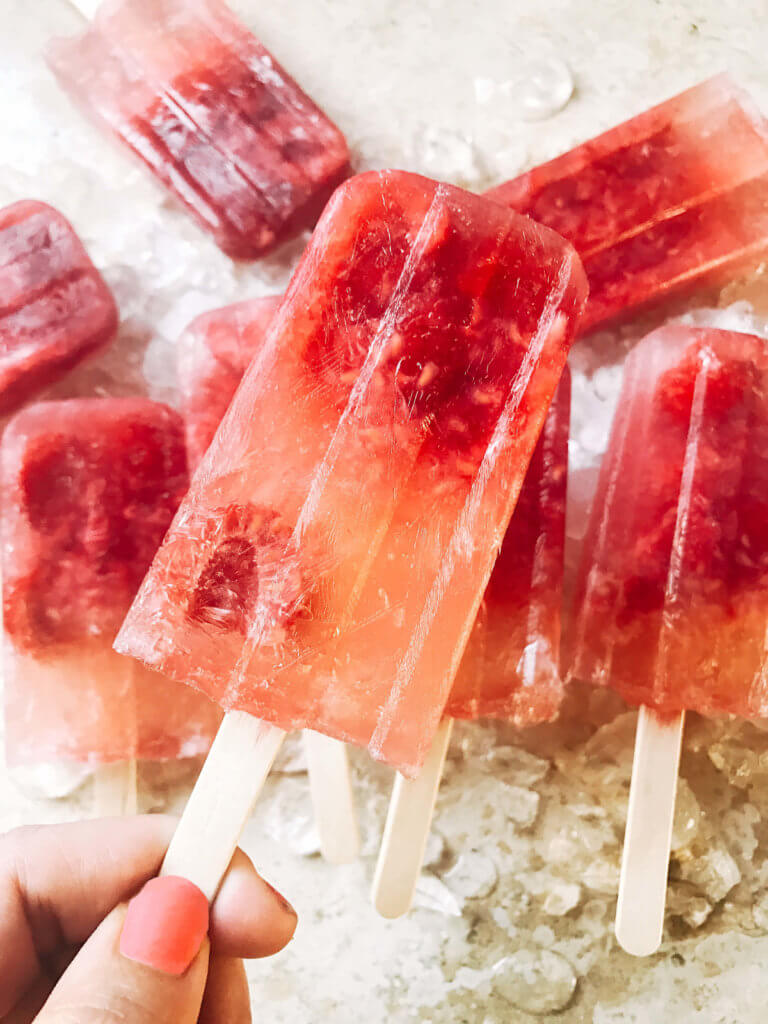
[
  {"x1": 178, "y1": 295, "x2": 281, "y2": 467},
  {"x1": 0, "y1": 201, "x2": 117, "y2": 416},
  {"x1": 117, "y1": 170, "x2": 587, "y2": 775},
  {"x1": 488, "y1": 76, "x2": 768, "y2": 332},
  {"x1": 48, "y1": 0, "x2": 350, "y2": 259},
  {"x1": 447, "y1": 367, "x2": 570, "y2": 724},
  {"x1": 568, "y1": 326, "x2": 768, "y2": 718},
  {"x1": 2, "y1": 398, "x2": 220, "y2": 764}
]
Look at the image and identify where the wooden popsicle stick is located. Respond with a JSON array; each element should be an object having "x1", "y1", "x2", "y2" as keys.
[
  {"x1": 615, "y1": 706, "x2": 685, "y2": 957},
  {"x1": 93, "y1": 759, "x2": 137, "y2": 817},
  {"x1": 161, "y1": 711, "x2": 285, "y2": 901},
  {"x1": 372, "y1": 717, "x2": 453, "y2": 919},
  {"x1": 303, "y1": 731, "x2": 360, "y2": 864},
  {"x1": 67, "y1": 0, "x2": 101, "y2": 18}
]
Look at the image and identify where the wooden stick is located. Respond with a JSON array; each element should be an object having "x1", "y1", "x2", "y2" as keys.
[
  {"x1": 67, "y1": 0, "x2": 101, "y2": 18},
  {"x1": 303, "y1": 731, "x2": 360, "y2": 864},
  {"x1": 93, "y1": 760, "x2": 138, "y2": 817},
  {"x1": 371, "y1": 717, "x2": 453, "y2": 919},
  {"x1": 161, "y1": 711, "x2": 285, "y2": 901},
  {"x1": 615, "y1": 706, "x2": 685, "y2": 957}
]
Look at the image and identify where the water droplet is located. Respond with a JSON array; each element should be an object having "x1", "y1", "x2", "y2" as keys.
[{"x1": 516, "y1": 55, "x2": 574, "y2": 121}]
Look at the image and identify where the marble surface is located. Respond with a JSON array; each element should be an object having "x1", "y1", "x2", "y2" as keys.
[{"x1": 3, "y1": 0, "x2": 768, "y2": 1020}]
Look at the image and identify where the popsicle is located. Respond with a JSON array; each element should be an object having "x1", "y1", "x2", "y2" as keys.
[
  {"x1": 2, "y1": 398, "x2": 221, "y2": 810},
  {"x1": 178, "y1": 293, "x2": 360, "y2": 864},
  {"x1": 0, "y1": 200, "x2": 117, "y2": 416},
  {"x1": 488, "y1": 75, "x2": 768, "y2": 333},
  {"x1": 177, "y1": 296, "x2": 281, "y2": 469},
  {"x1": 568, "y1": 324, "x2": 768, "y2": 955},
  {"x1": 115, "y1": 169, "x2": 587, "y2": 898},
  {"x1": 49, "y1": 0, "x2": 350, "y2": 259},
  {"x1": 373, "y1": 369, "x2": 571, "y2": 917}
]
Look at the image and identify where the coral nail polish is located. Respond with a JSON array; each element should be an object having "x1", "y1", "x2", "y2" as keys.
[{"x1": 120, "y1": 876, "x2": 209, "y2": 976}]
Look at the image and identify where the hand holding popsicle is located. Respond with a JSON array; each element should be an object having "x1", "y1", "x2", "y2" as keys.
[
  {"x1": 116, "y1": 169, "x2": 587, "y2": 899},
  {"x1": 0, "y1": 816, "x2": 296, "y2": 1024},
  {"x1": 569, "y1": 324, "x2": 768, "y2": 954}
]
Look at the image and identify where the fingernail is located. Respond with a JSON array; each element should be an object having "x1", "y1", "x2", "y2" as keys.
[
  {"x1": 120, "y1": 876, "x2": 209, "y2": 975},
  {"x1": 264, "y1": 879, "x2": 297, "y2": 919}
]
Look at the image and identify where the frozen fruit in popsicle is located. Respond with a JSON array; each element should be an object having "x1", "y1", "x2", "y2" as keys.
[
  {"x1": 116, "y1": 169, "x2": 587, "y2": 775},
  {"x1": 568, "y1": 325, "x2": 768, "y2": 718},
  {"x1": 2, "y1": 398, "x2": 220, "y2": 765},
  {"x1": 48, "y1": 0, "x2": 350, "y2": 260},
  {"x1": 178, "y1": 295, "x2": 281, "y2": 467},
  {"x1": 0, "y1": 201, "x2": 117, "y2": 416},
  {"x1": 446, "y1": 366, "x2": 570, "y2": 725},
  {"x1": 488, "y1": 76, "x2": 768, "y2": 332}
]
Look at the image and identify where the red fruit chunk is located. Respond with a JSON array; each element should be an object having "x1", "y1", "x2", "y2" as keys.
[
  {"x1": 488, "y1": 76, "x2": 768, "y2": 332},
  {"x1": 117, "y1": 170, "x2": 587, "y2": 776},
  {"x1": 0, "y1": 201, "x2": 117, "y2": 414},
  {"x1": 48, "y1": 0, "x2": 350, "y2": 259},
  {"x1": 447, "y1": 368, "x2": 570, "y2": 724},
  {"x1": 2, "y1": 398, "x2": 188, "y2": 652},
  {"x1": 569, "y1": 326, "x2": 768, "y2": 718},
  {"x1": 178, "y1": 295, "x2": 281, "y2": 467}
]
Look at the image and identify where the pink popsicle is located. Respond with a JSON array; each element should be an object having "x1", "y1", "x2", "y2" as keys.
[
  {"x1": 117, "y1": 170, "x2": 587, "y2": 776},
  {"x1": 488, "y1": 76, "x2": 768, "y2": 332},
  {"x1": 0, "y1": 201, "x2": 117, "y2": 416},
  {"x1": 177, "y1": 295, "x2": 281, "y2": 468},
  {"x1": 49, "y1": 0, "x2": 350, "y2": 259},
  {"x1": 447, "y1": 366, "x2": 570, "y2": 724},
  {"x1": 2, "y1": 398, "x2": 221, "y2": 765},
  {"x1": 569, "y1": 325, "x2": 768, "y2": 718}
]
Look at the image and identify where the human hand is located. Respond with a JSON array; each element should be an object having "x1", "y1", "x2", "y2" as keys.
[{"x1": 0, "y1": 815, "x2": 297, "y2": 1023}]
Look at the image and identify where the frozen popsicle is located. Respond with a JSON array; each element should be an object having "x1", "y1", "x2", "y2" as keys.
[
  {"x1": 488, "y1": 76, "x2": 768, "y2": 332},
  {"x1": 49, "y1": 0, "x2": 350, "y2": 259},
  {"x1": 568, "y1": 324, "x2": 768, "y2": 955},
  {"x1": 115, "y1": 170, "x2": 587, "y2": 898},
  {"x1": 178, "y1": 295, "x2": 281, "y2": 468},
  {"x1": 373, "y1": 369, "x2": 571, "y2": 917},
  {"x1": 2, "y1": 398, "x2": 221, "y2": 793},
  {"x1": 0, "y1": 200, "x2": 117, "y2": 416},
  {"x1": 178, "y1": 293, "x2": 359, "y2": 864}
]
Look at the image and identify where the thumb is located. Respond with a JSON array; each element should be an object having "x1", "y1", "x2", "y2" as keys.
[{"x1": 36, "y1": 877, "x2": 211, "y2": 1024}]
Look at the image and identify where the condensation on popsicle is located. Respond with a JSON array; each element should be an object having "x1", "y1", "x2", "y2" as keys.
[
  {"x1": 48, "y1": 0, "x2": 350, "y2": 260},
  {"x1": 116, "y1": 170, "x2": 587, "y2": 776},
  {"x1": 446, "y1": 366, "x2": 570, "y2": 725},
  {"x1": 488, "y1": 76, "x2": 768, "y2": 332},
  {"x1": 0, "y1": 200, "x2": 117, "y2": 416},
  {"x1": 2, "y1": 398, "x2": 221, "y2": 765},
  {"x1": 178, "y1": 295, "x2": 281, "y2": 468},
  {"x1": 568, "y1": 325, "x2": 768, "y2": 717}
]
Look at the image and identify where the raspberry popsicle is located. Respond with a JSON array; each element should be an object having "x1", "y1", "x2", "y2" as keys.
[
  {"x1": 50, "y1": 0, "x2": 350, "y2": 259},
  {"x1": 0, "y1": 201, "x2": 117, "y2": 416},
  {"x1": 569, "y1": 324, "x2": 768, "y2": 955},
  {"x1": 2, "y1": 399, "x2": 221, "y2": 803},
  {"x1": 178, "y1": 295, "x2": 281, "y2": 468},
  {"x1": 178, "y1": 293, "x2": 360, "y2": 864},
  {"x1": 115, "y1": 170, "x2": 587, "y2": 898},
  {"x1": 488, "y1": 76, "x2": 768, "y2": 333},
  {"x1": 374, "y1": 370, "x2": 571, "y2": 917},
  {"x1": 448, "y1": 366, "x2": 570, "y2": 724}
]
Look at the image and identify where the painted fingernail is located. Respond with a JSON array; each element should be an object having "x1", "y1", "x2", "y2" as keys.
[
  {"x1": 264, "y1": 879, "x2": 297, "y2": 919},
  {"x1": 120, "y1": 876, "x2": 209, "y2": 975}
]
